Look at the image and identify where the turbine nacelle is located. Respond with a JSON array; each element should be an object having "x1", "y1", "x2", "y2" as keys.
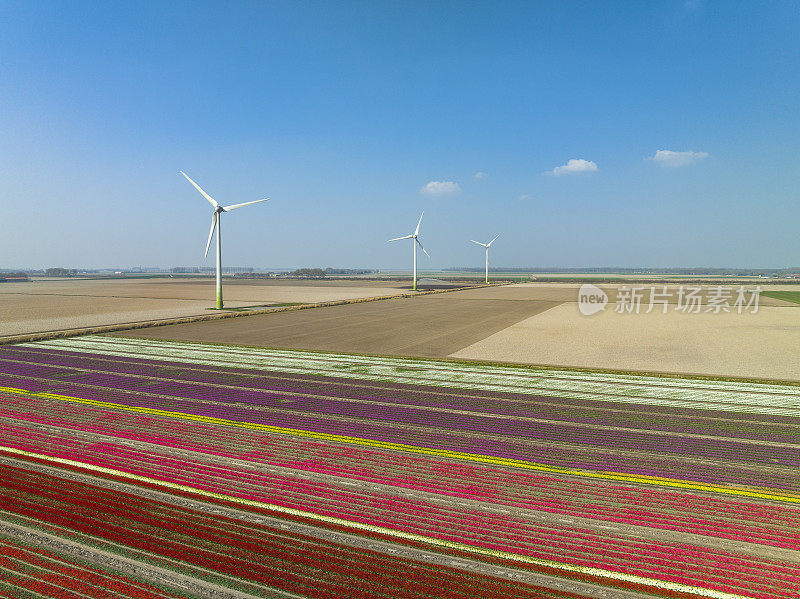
[
  {"x1": 181, "y1": 171, "x2": 269, "y2": 215},
  {"x1": 180, "y1": 171, "x2": 269, "y2": 258},
  {"x1": 470, "y1": 234, "x2": 500, "y2": 249},
  {"x1": 387, "y1": 211, "x2": 429, "y2": 258}
]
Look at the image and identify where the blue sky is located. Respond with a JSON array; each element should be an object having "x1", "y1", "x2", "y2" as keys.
[{"x1": 1, "y1": 1, "x2": 798, "y2": 270}]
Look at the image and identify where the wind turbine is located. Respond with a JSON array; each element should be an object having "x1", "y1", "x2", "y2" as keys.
[
  {"x1": 470, "y1": 234, "x2": 499, "y2": 284},
  {"x1": 180, "y1": 171, "x2": 269, "y2": 309},
  {"x1": 388, "y1": 211, "x2": 429, "y2": 291}
]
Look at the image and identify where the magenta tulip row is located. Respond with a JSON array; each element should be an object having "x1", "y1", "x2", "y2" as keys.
[
  {"x1": 3, "y1": 392, "x2": 799, "y2": 543},
  {"x1": 2, "y1": 400, "x2": 799, "y2": 598}
]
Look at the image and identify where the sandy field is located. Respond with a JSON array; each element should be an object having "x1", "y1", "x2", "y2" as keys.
[
  {"x1": 451, "y1": 285, "x2": 800, "y2": 381},
  {"x1": 0, "y1": 278, "x2": 408, "y2": 337},
  {"x1": 446, "y1": 281, "x2": 796, "y2": 305}
]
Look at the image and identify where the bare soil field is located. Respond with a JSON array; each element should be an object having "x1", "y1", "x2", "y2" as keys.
[
  {"x1": 0, "y1": 278, "x2": 408, "y2": 337},
  {"x1": 450, "y1": 282, "x2": 795, "y2": 305},
  {"x1": 117, "y1": 292, "x2": 560, "y2": 357},
  {"x1": 452, "y1": 287, "x2": 800, "y2": 381}
]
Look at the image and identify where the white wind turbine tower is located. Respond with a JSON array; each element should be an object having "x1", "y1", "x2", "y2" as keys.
[
  {"x1": 180, "y1": 171, "x2": 269, "y2": 309},
  {"x1": 388, "y1": 211, "x2": 429, "y2": 291},
  {"x1": 470, "y1": 234, "x2": 499, "y2": 284}
]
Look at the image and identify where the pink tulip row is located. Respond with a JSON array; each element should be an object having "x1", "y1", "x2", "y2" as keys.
[
  {"x1": 7, "y1": 391, "x2": 800, "y2": 536},
  {"x1": 3, "y1": 392, "x2": 799, "y2": 550},
  {"x1": 3, "y1": 360, "x2": 795, "y2": 495},
  {"x1": 3, "y1": 420, "x2": 800, "y2": 599}
]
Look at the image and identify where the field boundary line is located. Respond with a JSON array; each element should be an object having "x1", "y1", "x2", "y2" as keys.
[
  {"x1": 0, "y1": 444, "x2": 762, "y2": 599},
  {"x1": 2, "y1": 385, "x2": 798, "y2": 505}
]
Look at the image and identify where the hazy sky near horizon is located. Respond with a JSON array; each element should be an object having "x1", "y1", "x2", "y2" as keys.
[{"x1": 1, "y1": 1, "x2": 798, "y2": 270}]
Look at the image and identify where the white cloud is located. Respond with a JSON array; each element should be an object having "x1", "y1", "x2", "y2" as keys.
[
  {"x1": 518, "y1": 194, "x2": 533, "y2": 201},
  {"x1": 473, "y1": 171, "x2": 488, "y2": 180},
  {"x1": 420, "y1": 181, "x2": 461, "y2": 196},
  {"x1": 649, "y1": 149, "x2": 709, "y2": 167},
  {"x1": 552, "y1": 158, "x2": 598, "y2": 176}
]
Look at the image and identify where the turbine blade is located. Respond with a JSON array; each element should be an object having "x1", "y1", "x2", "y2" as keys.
[
  {"x1": 204, "y1": 212, "x2": 218, "y2": 259},
  {"x1": 388, "y1": 234, "x2": 413, "y2": 242},
  {"x1": 416, "y1": 238, "x2": 429, "y2": 258},
  {"x1": 180, "y1": 171, "x2": 219, "y2": 208},
  {"x1": 222, "y1": 198, "x2": 270, "y2": 211},
  {"x1": 487, "y1": 234, "x2": 500, "y2": 246},
  {"x1": 470, "y1": 240, "x2": 487, "y2": 247},
  {"x1": 414, "y1": 211, "x2": 424, "y2": 236}
]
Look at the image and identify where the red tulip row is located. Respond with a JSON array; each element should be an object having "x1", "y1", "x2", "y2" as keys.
[
  {"x1": 0, "y1": 537, "x2": 183, "y2": 599},
  {"x1": 1, "y1": 464, "x2": 584, "y2": 599},
  {"x1": 3, "y1": 421, "x2": 799, "y2": 598}
]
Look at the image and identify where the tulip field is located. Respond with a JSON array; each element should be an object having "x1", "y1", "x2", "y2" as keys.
[{"x1": 1, "y1": 335, "x2": 799, "y2": 598}]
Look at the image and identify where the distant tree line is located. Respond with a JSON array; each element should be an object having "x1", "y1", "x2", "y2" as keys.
[
  {"x1": 45, "y1": 268, "x2": 77, "y2": 277},
  {"x1": 324, "y1": 268, "x2": 376, "y2": 275},
  {"x1": 290, "y1": 268, "x2": 326, "y2": 278},
  {"x1": 0, "y1": 271, "x2": 28, "y2": 280},
  {"x1": 287, "y1": 267, "x2": 377, "y2": 277}
]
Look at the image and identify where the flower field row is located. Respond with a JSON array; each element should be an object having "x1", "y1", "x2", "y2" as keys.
[
  {"x1": 1, "y1": 464, "x2": 604, "y2": 599},
  {"x1": 0, "y1": 348, "x2": 797, "y2": 493},
  {"x1": 3, "y1": 419, "x2": 800, "y2": 598},
  {"x1": 5, "y1": 344, "x2": 798, "y2": 444},
  {"x1": 2, "y1": 338, "x2": 799, "y2": 598},
  {"x1": 3, "y1": 393, "x2": 800, "y2": 548},
  {"x1": 0, "y1": 534, "x2": 189, "y2": 599},
  {"x1": 24, "y1": 336, "x2": 800, "y2": 416}
]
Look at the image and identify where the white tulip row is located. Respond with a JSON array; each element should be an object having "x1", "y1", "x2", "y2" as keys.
[{"x1": 24, "y1": 335, "x2": 800, "y2": 419}]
